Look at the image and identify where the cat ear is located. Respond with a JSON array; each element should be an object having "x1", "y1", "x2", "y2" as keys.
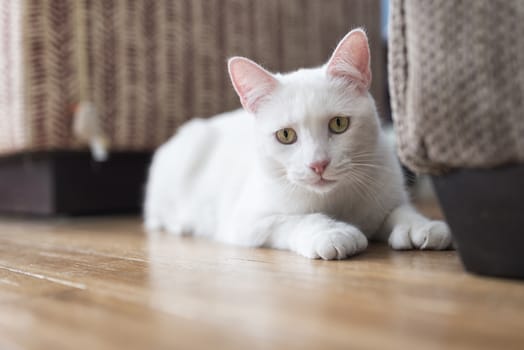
[
  {"x1": 228, "y1": 57, "x2": 279, "y2": 113},
  {"x1": 326, "y1": 28, "x2": 371, "y2": 89}
]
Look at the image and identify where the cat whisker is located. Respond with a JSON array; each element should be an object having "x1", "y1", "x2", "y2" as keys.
[
  {"x1": 343, "y1": 168, "x2": 388, "y2": 213},
  {"x1": 350, "y1": 163, "x2": 397, "y2": 174}
]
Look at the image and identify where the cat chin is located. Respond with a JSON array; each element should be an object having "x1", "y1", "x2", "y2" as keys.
[
  {"x1": 307, "y1": 186, "x2": 338, "y2": 195},
  {"x1": 286, "y1": 175, "x2": 340, "y2": 194},
  {"x1": 300, "y1": 180, "x2": 339, "y2": 194}
]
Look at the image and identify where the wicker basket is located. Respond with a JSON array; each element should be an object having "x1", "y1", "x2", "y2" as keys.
[{"x1": 0, "y1": 0, "x2": 383, "y2": 156}]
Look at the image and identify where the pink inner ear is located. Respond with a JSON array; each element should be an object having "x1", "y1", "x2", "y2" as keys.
[
  {"x1": 327, "y1": 29, "x2": 371, "y2": 89},
  {"x1": 228, "y1": 57, "x2": 278, "y2": 113}
]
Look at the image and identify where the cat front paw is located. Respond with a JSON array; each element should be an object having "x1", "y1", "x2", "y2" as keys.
[
  {"x1": 389, "y1": 220, "x2": 452, "y2": 250},
  {"x1": 294, "y1": 223, "x2": 368, "y2": 260}
]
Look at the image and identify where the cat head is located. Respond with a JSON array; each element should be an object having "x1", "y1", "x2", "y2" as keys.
[{"x1": 228, "y1": 28, "x2": 380, "y2": 194}]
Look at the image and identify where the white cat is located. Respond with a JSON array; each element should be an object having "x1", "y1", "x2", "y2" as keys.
[{"x1": 144, "y1": 29, "x2": 452, "y2": 259}]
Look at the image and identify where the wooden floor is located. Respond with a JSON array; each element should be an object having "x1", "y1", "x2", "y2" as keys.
[{"x1": 1, "y1": 208, "x2": 524, "y2": 350}]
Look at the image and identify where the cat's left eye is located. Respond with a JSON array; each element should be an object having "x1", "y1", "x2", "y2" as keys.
[{"x1": 328, "y1": 116, "x2": 350, "y2": 134}]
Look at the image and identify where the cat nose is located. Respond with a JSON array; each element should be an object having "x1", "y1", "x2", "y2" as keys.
[{"x1": 309, "y1": 159, "x2": 330, "y2": 175}]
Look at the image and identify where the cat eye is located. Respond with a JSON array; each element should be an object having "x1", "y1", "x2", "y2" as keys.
[
  {"x1": 328, "y1": 116, "x2": 350, "y2": 134},
  {"x1": 275, "y1": 128, "x2": 297, "y2": 145}
]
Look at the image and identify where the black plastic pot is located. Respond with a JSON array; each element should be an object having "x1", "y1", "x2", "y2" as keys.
[{"x1": 432, "y1": 165, "x2": 524, "y2": 279}]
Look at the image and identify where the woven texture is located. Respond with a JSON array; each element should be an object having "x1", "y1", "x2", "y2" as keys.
[
  {"x1": 1, "y1": 0, "x2": 383, "y2": 155},
  {"x1": 0, "y1": 0, "x2": 25, "y2": 153},
  {"x1": 389, "y1": 0, "x2": 524, "y2": 173}
]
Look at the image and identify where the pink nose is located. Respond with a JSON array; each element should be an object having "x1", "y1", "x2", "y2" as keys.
[{"x1": 309, "y1": 159, "x2": 330, "y2": 175}]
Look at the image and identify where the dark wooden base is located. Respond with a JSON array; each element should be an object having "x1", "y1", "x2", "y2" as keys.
[
  {"x1": 0, "y1": 151, "x2": 152, "y2": 215},
  {"x1": 432, "y1": 164, "x2": 524, "y2": 279}
]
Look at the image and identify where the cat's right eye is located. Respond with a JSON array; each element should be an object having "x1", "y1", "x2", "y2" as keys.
[{"x1": 275, "y1": 128, "x2": 297, "y2": 145}]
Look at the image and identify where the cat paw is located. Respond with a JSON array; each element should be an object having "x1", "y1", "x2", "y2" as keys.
[
  {"x1": 294, "y1": 223, "x2": 368, "y2": 260},
  {"x1": 144, "y1": 218, "x2": 162, "y2": 233},
  {"x1": 163, "y1": 220, "x2": 193, "y2": 236},
  {"x1": 389, "y1": 220, "x2": 452, "y2": 250}
]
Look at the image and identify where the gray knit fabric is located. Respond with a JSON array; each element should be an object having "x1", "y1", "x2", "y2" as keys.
[{"x1": 388, "y1": 0, "x2": 524, "y2": 173}]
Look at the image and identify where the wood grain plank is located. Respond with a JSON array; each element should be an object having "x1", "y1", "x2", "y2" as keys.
[{"x1": 0, "y1": 212, "x2": 523, "y2": 350}]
